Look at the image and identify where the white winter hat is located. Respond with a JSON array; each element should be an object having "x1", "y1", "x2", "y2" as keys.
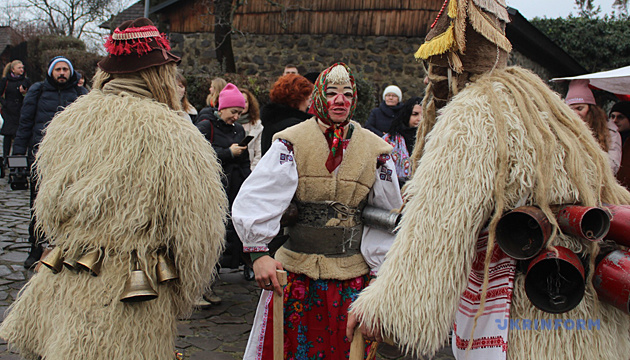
[{"x1": 382, "y1": 85, "x2": 402, "y2": 101}]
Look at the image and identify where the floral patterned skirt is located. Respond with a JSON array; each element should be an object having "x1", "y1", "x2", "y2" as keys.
[{"x1": 259, "y1": 272, "x2": 370, "y2": 360}]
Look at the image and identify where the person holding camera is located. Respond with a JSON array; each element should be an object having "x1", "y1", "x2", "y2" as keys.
[
  {"x1": 1, "y1": 60, "x2": 31, "y2": 176},
  {"x1": 12, "y1": 56, "x2": 88, "y2": 269}
]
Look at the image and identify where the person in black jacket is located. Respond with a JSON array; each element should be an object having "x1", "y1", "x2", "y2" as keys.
[
  {"x1": 365, "y1": 85, "x2": 404, "y2": 137},
  {"x1": 260, "y1": 74, "x2": 313, "y2": 154},
  {"x1": 382, "y1": 96, "x2": 422, "y2": 188},
  {"x1": 196, "y1": 83, "x2": 252, "y2": 290},
  {"x1": 13, "y1": 56, "x2": 88, "y2": 268},
  {"x1": 0, "y1": 60, "x2": 31, "y2": 174}
]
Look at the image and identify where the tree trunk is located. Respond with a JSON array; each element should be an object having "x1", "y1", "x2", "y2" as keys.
[{"x1": 214, "y1": 0, "x2": 236, "y2": 73}]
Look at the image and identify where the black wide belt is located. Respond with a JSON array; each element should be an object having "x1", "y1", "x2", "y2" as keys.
[{"x1": 285, "y1": 223, "x2": 363, "y2": 256}]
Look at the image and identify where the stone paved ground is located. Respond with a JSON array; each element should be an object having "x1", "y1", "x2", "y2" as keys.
[{"x1": 0, "y1": 139, "x2": 454, "y2": 359}]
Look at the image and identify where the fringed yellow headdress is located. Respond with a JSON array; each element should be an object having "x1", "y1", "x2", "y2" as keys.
[{"x1": 415, "y1": 0, "x2": 512, "y2": 74}]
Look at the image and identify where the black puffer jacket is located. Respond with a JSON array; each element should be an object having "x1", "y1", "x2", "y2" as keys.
[
  {"x1": 13, "y1": 73, "x2": 87, "y2": 155},
  {"x1": 196, "y1": 107, "x2": 251, "y2": 204},
  {"x1": 0, "y1": 74, "x2": 32, "y2": 136},
  {"x1": 260, "y1": 102, "x2": 312, "y2": 154},
  {"x1": 365, "y1": 101, "x2": 404, "y2": 137}
]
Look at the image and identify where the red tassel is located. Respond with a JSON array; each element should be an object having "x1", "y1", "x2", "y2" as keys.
[{"x1": 104, "y1": 26, "x2": 172, "y2": 56}]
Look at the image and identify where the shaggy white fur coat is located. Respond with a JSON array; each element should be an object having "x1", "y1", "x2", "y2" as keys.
[
  {"x1": 0, "y1": 79, "x2": 227, "y2": 360},
  {"x1": 350, "y1": 68, "x2": 630, "y2": 359}
]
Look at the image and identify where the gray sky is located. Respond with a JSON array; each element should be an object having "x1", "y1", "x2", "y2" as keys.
[{"x1": 505, "y1": 0, "x2": 617, "y2": 19}]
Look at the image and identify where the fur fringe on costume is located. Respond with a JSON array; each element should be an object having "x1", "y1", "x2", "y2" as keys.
[
  {"x1": 0, "y1": 81, "x2": 228, "y2": 360},
  {"x1": 350, "y1": 66, "x2": 630, "y2": 359}
]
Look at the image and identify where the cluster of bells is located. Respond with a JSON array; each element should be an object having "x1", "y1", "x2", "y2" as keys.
[
  {"x1": 40, "y1": 247, "x2": 178, "y2": 303},
  {"x1": 496, "y1": 204, "x2": 630, "y2": 315}
]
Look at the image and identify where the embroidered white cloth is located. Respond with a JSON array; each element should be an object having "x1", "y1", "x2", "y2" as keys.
[
  {"x1": 232, "y1": 139, "x2": 403, "y2": 274},
  {"x1": 452, "y1": 230, "x2": 516, "y2": 360}
]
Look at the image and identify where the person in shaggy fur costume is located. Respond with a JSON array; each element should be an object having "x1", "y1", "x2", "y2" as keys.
[
  {"x1": 0, "y1": 17, "x2": 227, "y2": 360},
  {"x1": 347, "y1": 1, "x2": 630, "y2": 360}
]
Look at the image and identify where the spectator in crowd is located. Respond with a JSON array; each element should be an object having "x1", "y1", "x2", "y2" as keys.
[
  {"x1": 382, "y1": 96, "x2": 422, "y2": 187},
  {"x1": 0, "y1": 17, "x2": 226, "y2": 359},
  {"x1": 611, "y1": 101, "x2": 630, "y2": 188},
  {"x1": 233, "y1": 62, "x2": 402, "y2": 360},
  {"x1": 365, "y1": 85, "x2": 404, "y2": 136},
  {"x1": 176, "y1": 72, "x2": 198, "y2": 123},
  {"x1": 12, "y1": 56, "x2": 88, "y2": 269},
  {"x1": 260, "y1": 74, "x2": 313, "y2": 154},
  {"x1": 283, "y1": 64, "x2": 299, "y2": 75},
  {"x1": 238, "y1": 88, "x2": 263, "y2": 170},
  {"x1": 76, "y1": 69, "x2": 90, "y2": 91},
  {"x1": 566, "y1": 79, "x2": 622, "y2": 174},
  {"x1": 196, "y1": 83, "x2": 253, "y2": 287},
  {"x1": 206, "y1": 77, "x2": 227, "y2": 109},
  {"x1": 0, "y1": 60, "x2": 31, "y2": 174}
]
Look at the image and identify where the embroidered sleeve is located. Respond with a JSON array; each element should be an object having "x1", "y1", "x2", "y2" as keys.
[
  {"x1": 361, "y1": 156, "x2": 403, "y2": 275},
  {"x1": 232, "y1": 139, "x2": 298, "y2": 252}
]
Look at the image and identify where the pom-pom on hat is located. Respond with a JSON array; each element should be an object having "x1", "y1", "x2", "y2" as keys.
[
  {"x1": 218, "y1": 83, "x2": 246, "y2": 110},
  {"x1": 382, "y1": 85, "x2": 402, "y2": 101},
  {"x1": 98, "y1": 17, "x2": 180, "y2": 74},
  {"x1": 565, "y1": 79, "x2": 596, "y2": 105}
]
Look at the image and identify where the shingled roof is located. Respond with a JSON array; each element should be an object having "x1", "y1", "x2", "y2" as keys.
[
  {"x1": 100, "y1": 1, "x2": 145, "y2": 30},
  {"x1": 0, "y1": 27, "x2": 22, "y2": 56}
]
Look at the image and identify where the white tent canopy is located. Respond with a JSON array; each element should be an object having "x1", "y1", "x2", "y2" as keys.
[{"x1": 551, "y1": 65, "x2": 630, "y2": 95}]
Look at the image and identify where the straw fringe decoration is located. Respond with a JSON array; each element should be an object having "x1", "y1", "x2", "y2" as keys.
[
  {"x1": 472, "y1": 0, "x2": 510, "y2": 22},
  {"x1": 415, "y1": 23, "x2": 456, "y2": 60},
  {"x1": 453, "y1": 0, "x2": 468, "y2": 53},
  {"x1": 467, "y1": 3, "x2": 512, "y2": 53}
]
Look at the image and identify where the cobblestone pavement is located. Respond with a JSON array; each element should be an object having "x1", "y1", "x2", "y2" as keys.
[{"x1": 0, "y1": 156, "x2": 454, "y2": 359}]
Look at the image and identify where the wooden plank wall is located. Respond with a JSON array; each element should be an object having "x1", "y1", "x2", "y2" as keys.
[{"x1": 163, "y1": 0, "x2": 443, "y2": 36}]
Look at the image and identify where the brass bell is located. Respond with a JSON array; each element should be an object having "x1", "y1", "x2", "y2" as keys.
[
  {"x1": 156, "y1": 251, "x2": 178, "y2": 283},
  {"x1": 40, "y1": 246, "x2": 64, "y2": 274},
  {"x1": 63, "y1": 257, "x2": 78, "y2": 271},
  {"x1": 120, "y1": 251, "x2": 158, "y2": 303},
  {"x1": 76, "y1": 248, "x2": 104, "y2": 276}
]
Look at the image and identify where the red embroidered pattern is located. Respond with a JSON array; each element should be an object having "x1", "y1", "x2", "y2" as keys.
[
  {"x1": 244, "y1": 246, "x2": 270, "y2": 253},
  {"x1": 455, "y1": 332, "x2": 508, "y2": 352}
]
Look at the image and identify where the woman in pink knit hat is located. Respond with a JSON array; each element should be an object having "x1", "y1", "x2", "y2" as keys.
[
  {"x1": 196, "y1": 83, "x2": 252, "y2": 299},
  {"x1": 566, "y1": 79, "x2": 622, "y2": 174}
]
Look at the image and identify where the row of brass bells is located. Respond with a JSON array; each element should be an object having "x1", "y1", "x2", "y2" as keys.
[
  {"x1": 120, "y1": 249, "x2": 178, "y2": 303},
  {"x1": 41, "y1": 247, "x2": 104, "y2": 276}
]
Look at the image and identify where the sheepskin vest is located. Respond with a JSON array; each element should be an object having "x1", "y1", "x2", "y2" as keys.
[{"x1": 273, "y1": 118, "x2": 392, "y2": 280}]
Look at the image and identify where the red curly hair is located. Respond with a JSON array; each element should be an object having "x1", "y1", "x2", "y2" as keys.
[{"x1": 269, "y1": 74, "x2": 314, "y2": 109}]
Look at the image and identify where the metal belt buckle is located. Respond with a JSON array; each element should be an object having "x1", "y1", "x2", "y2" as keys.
[{"x1": 328, "y1": 201, "x2": 356, "y2": 221}]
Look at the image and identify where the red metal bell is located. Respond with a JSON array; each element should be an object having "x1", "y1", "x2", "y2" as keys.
[
  {"x1": 603, "y1": 204, "x2": 630, "y2": 247},
  {"x1": 496, "y1": 206, "x2": 551, "y2": 260},
  {"x1": 593, "y1": 249, "x2": 630, "y2": 314},
  {"x1": 525, "y1": 246, "x2": 585, "y2": 313},
  {"x1": 556, "y1": 205, "x2": 610, "y2": 241}
]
